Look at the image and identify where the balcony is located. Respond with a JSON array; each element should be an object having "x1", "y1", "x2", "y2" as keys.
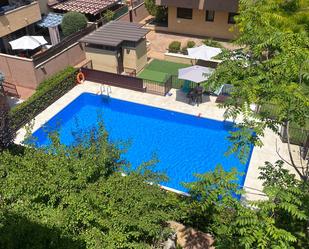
[{"x1": 0, "y1": 1, "x2": 41, "y2": 38}]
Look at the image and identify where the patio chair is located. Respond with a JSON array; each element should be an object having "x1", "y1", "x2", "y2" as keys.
[
  {"x1": 187, "y1": 89, "x2": 196, "y2": 105},
  {"x1": 195, "y1": 84, "x2": 204, "y2": 106}
]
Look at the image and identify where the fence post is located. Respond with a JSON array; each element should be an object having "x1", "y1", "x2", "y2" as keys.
[{"x1": 301, "y1": 135, "x2": 309, "y2": 160}]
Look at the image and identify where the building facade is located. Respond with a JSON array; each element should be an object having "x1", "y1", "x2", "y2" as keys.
[
  {"x1": 0, "y1": 0, "x2": 87, "y2": 98},
  {"x1": 155, "y1": 0, "x2": 239, "y2": 40}
]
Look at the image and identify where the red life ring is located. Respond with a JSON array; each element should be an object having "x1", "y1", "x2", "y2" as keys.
[{"x1": 76, "y1": 72, "x2": 85, "y2": 84}]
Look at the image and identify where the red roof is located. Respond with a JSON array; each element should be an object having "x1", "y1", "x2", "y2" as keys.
[{"x1": 51, "y1": 0, "x2": 119, "y2": 15}]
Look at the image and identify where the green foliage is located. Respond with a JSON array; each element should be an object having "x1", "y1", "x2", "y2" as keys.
[
  {"x1": 181, "y1": 162, "x2": 309, "y2": 249},
  {"x1": 207, "y1": 0, "x2": 309, "y2": 168},
  {"x1": 181, "y1": 46, "x2": 188, "y2": 55},
  {"x1": 9, "y1": 67, "x2": 77, "y2": 130},
  {"x1": 61, "y1": 12, "x2": 88, "y2": 37},
  {"x1": 0, "y1": 105, "x2": 14, "y2": 150},
  {"x1": 202, "y1": 39, "x2": 223, "y2": 48},
  {"x1": 0, "y1": 126, "x2": 178, "y2": 248},
  {"x1": 181, "y1": 166, "x2": 242, "y2": 233},
  {"x1": 144, "y1": 0, "x2": 167, "y2": 22},
  {"x1": 168, "y1": 41, "x2": 181, "y2": 53},
  {"x1": 186, "y1": 40, "x2": 196, "y2": 48},
  {"x1": 103, "y1": 9, "x2": 115, "y2": 22}
]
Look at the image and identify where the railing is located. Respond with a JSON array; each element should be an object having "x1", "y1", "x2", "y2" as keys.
[
  {"x1": 280, "y1": 124, "x2": 309, "y2": 147},
  {"x1": 170, "y1": 75, "x2": 190, "y2": 89},
  {"x1": 114, "y1": 5, "x2": 129, "y2": 20},
  {"x1": 81, "y1": 68, "x2": 146, "y2": 92},
  {"x1": 256, "y1": 104, "x2": 309, "y2": 147},
  {"x1": 32, "y1": 24, "x2": 96, "y2": 67},
  {"x1": 96, "y1": 5, "x2": 129, "y2": 26},
  {"x1": 143, "y1": 79, "x2": 166, "y2": 95},
  {"x1": 143, "y1": 75, "x2": 172, "y2": 96},
  {"x1": 132, "y1": 0, "x2": 144, "y2": 8},
  {"x1": 1, "y1": 81, "x2": 20, "y2": 98},
  {"x1": 164, "y1": 75, "x2": 172, "y2": 94}
]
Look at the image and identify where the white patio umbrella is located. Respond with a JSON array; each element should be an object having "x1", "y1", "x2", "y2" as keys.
[
  {"x1": 187, "y1": 45, "x2": 222, "y2": 61},
  {"x1": 9, "y1": 36, "x2": 48, "y2": 50},
  {"x1": 178, "y1": 65, "x2": 215, "y2": 83}
]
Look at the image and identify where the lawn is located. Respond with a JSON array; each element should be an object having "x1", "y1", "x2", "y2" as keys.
[{"x1": 138, "y1": 59, "x2": 189, "y2": 83}]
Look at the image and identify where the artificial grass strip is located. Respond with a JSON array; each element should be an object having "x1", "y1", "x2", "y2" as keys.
[
  {"x1": 138, "y1": 59, "x2": 190, "y2": 83},
  {"x1": 145, "y1": 59, "x2": 189, "y2": 75},
  {"x1": 138, "y1": 69, "x2": 168, "y2": 83}
]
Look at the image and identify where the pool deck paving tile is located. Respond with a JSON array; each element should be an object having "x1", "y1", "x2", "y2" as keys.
[{"x1": 15, "y1": 82, "x2": 302, "y2": 201}]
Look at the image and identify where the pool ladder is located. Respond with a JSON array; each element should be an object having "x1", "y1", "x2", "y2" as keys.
[{"x1": 99, "y1": 85, "x2": 112, "y2": 100}]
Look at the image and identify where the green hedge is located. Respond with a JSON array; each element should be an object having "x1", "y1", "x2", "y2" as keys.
[{"x1": 10, "y1": 67, "x2": 78, "y2": 130}]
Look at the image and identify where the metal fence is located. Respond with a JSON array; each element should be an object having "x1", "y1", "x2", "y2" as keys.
[
  {"x1": 81, "y1": 67, "x2": 174, "y2": 96},
  {"x1": 280, "y1": 124, "x2": 309, "y2": 147},
  {"x1": 96, "y1": 5, "x2": 129, "y2": 26}
]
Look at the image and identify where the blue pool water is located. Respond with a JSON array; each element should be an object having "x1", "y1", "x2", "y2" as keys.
[{"x1": 31, "y1": 93, "x2": 253, "y2": 192}]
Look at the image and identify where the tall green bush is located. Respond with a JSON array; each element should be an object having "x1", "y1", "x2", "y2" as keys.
[
  {"x1": 0, "y1": 126, "x2": 177, "y2": 248},
  {"x1": 61, "y1": 12, "x2": 88, "y2": 37},
  {"x1": 144, "y1": 0, "x2": 167, "y2": 22},
  {"x1": 0, "y1": 105, "x2": 14, "y2": 150},
  {"x1": 10, "y1": 67, "x2": 77, "y2": 130}
]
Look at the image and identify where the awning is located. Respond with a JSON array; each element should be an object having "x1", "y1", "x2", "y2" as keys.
[
  {"x1": 178, "y1": 65, "x2": 215, "y2": 83},
  {"x1": 38, "y1": 13, "x2": 63, "y2": 28},
  {"x1": 9, "y1": 36, "x2": 48, "y2": 50},
  {"x1": 187, "y1": 45, "x2": 222, "y2": 61}
]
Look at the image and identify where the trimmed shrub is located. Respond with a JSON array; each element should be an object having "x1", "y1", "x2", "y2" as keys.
[
  {"x1": 202, "y1": 39, "x2": 223, "y2": 48},
  {"x1": 10, "y1": 67, "x2": 77, "y2": 130},
  {"x1": 187, "y1": 40, "x2": 196, "y2": 48},
  {"x1": 168, "y1": 41, "x2": 181, "y2": 53},
  {"x1": 61, "y1": 12, "x2": 88, "y2": 37}
]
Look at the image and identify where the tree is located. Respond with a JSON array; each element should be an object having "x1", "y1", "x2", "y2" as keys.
[
  {"x1": 0, "y1": 126, "x2": 178, "y2": 248},
  {"x1": 144, "y1": 0, "x2": 167, "y2": 23},
  {"x1": 61, "y1": 12, "x2": 88, "y2": 37},
  {"x1": 207, "y1": 0, "x2": 309, "y2": 182},
  {"x1": 181, "y1": 163, "x2": 308, "y2": 249}
]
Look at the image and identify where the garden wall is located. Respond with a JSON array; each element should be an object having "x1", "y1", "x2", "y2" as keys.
[{"x1": 164, "y1": 52, "x2": 221, "y2": 68}]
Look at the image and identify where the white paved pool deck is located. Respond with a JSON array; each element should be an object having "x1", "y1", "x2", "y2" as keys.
[{"x1": 15, "y1": 81, "x2": 301, "y2": 201}]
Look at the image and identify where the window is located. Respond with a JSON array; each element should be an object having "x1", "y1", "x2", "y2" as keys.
[
  {"x1": 205, "y1": 10, "x2": 215, "y2": 22},
  {"x1": 177, "y1": 8, "x2": 193, "y2": 19},
  {"x1": 228, "y1": 12, "x2": 238, "y2": 24}
]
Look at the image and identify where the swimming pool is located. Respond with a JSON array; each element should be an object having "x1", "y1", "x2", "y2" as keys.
[{"x1": 31, "y1": 92, "x2": 253, "y2": 193}]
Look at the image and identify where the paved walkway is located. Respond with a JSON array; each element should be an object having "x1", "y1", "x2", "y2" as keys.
[{"x1": 15, "y1": 82, "x2": 301, "y2": 201}]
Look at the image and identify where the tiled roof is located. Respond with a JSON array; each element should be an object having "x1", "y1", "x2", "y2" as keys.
[{"x1": 51, "y1": 0, "x2": 119, "y2": 15}]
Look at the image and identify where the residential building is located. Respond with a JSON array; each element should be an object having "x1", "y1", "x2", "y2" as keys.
[
  {"x1": 155, "y1": 0, "x2": 239, "y2": 40},
  {"x1": 0, "y1": 0, "x2": 89, "y2": 98}
]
